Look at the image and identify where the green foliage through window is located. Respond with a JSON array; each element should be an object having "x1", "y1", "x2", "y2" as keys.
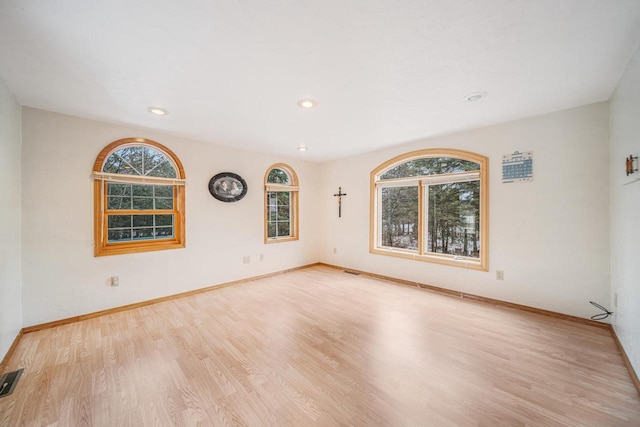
[
  {"x1": 264, "y1": 164, "x2": 298, "y2": 242},
  {"x1": 380, "y1": 186, "x2": 418, "y2": 250},
  {"x1": 106, "y1": 182, "x2": 175, "y2": 242},
  {"x1": 107, "y1": 214, "x2": 174, "y2": 242},
  {"x1": 267, "y1": 191, "x2": 291, "y2": 238},
  {"x1": 267, "y1": 168, "x2": 290, "y2": 184},
  {"x1": 103, "y1": 146, "x2": 177, "y2": 178},
  {"x1": 107, "y1": 183, "x2": 173, "y2": 210},
  {"x1": 380, "y1": 157, "x2": 479, "y2": 180},
  {"x1": 94, "y1": 138, "x2": 186, "y2": 256},
  {"x1": 374, "y1": 152, "x2": 485, "y2": 266},
  {"x1": 427, "y1": 181, "x2": 480, "y2": 258}
]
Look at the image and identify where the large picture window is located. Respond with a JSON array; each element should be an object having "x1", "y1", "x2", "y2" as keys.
[
  {"x1": 264, "y1": 163, "x2": 299, "y2": 243},
  {"x1": 93, "y1": 138, "x2": 186, "y2": 256},
  {"x1": 371, "y1": 149, "x2": 488, "y2": 270}
]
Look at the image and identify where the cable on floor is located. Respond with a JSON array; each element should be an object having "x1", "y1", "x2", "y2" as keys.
[{"x1": 589, "y1": 301, "x2": 613, "y2": 320}]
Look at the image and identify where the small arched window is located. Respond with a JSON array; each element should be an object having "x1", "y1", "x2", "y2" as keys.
[
  {"x1": 93, "y1": 138, "x2": 186, "y2": 256},
  {"x1": 264, "y1": 163, "x2": 299, "y2": 243},
  {"x1": 371, "y1": 149, "x2": 488, "y2": 270}
]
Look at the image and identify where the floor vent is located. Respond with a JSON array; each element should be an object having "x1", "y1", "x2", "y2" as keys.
[
  {"x1": 344, "y1": 270, "x2": 361, "y2": 275},
  {"x1": 0, "y1": 368, "x2": 23, "y2": 398}
]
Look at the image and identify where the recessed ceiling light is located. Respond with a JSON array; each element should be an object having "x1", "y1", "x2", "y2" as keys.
[
  {"x1": 147, "y1": 107, "x2": 168, "y2": 115},
  {"x1": 297, "y1": 98, "x2": 317, "y2": 109},
  {"x1": 465, "y1": 92, "x2": 487, "y2": 102},
  {"x1": 297, "y1": 145, "x2": 308, "y2": 152}
]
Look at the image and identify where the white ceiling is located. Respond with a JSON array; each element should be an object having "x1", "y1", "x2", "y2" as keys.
[{"x1": 1, "y1": 1, "x2": 639, "y2": 162}]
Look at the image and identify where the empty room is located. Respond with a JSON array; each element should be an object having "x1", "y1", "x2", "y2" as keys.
[{"x1": 1, "y1": 1, "x2": 640, "y2": 425}]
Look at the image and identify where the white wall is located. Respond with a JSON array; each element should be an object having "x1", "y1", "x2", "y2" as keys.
[
  {"x1": 21, "y1": 108, "x2": 322, "y2": 326},
  {"x1": 609, "y1": 44, "x2": 640, "y2": 375},
  {"x1": 0, "y1": 77, "x2": 22, "y2": 359},
  {"x1": 320, "y1": 103, "x2": 610, "y2": 319}
]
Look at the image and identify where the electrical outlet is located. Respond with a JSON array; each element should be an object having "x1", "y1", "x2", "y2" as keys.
[
  {"x1": 333, "y1": 247, "x2": 337, "y2": 254},
  {"x1": 243, "y1": 256, "x2": 251, "y2": 264},
  {"x1": 614, "y1": 292, "x2": 618, "y2": 307},
  {"x1": 259, "y1": 254, "x2": 264, "y2": 262},
  {"x1": 496, "y1": 270, "x2": 504, "y2": 281},
  {"x1": 110, "y1": 276, "x2": 119, "y2": 287}
]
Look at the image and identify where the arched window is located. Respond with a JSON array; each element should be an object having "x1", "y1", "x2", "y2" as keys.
[
  {"x1": 264, "y1": 163, "x2": 299, "y2": 243},
  {"x1": 93, "y1": 138, "x2": 186, "y2": 256},
  {"x1": 370, "y1": 149, "x2": 488, "y2": 270}
]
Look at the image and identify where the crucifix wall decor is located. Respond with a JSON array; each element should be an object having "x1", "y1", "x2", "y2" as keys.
[{"x1": 333, "y1": 187, "x2": 347, "y2": 218}]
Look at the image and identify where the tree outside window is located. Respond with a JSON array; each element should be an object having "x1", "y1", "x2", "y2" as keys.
[
  {"x1": 371, "y1": 149, "x2": 488, "y2": 270},
  {"x1": 93, "y1": 138, "x2": 186, "y2": 256},
  {"x1": 264, "y1": 164, "x2": 299, "y2": 243}
]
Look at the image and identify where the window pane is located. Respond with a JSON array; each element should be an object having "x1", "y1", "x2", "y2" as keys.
[
  {"x1": 142, "y1": 147, "x2": 166, "y2": 177},
  {"x1": 277, "y1": 206, "x2": 290, "y2": 220},
  {"x1": 381, "y1": 157, "x2": 480, "y2": 180},
  {"x1": 268, "y1": 223, "x2": 277, "y2": 238},
  {"x1": 267, "y1": 168, "x2": 290, "y2": 184},
  {"x1": 107, "y1": 183, "x2": 131, "y2": 196},
  {"x1": 108, "y1": 196, "x2": 131, "y2": 210},
  {"x1": 103, "y1": 146, "x2": 178, "y2": 178},
  {"x1": 266, "y1": 190, "x2": 292, "y2": 239},
  {"x1": 155, "y1": 198, "x2": 173, "y2": 210},
  {"x1": 277, "y1": 222, "x2": 290, "y2": 237},
  {"x1": 277, "y1": 192, "x2": 290, "y2": 205},
  {"x1": 149, "y1": 162, "x2": 177, "y2": 178},
  {"x1": 108, "y1": 183, "x2": 175, "y2": 211},
  {"x1": 427, "y1": 181, "x2": 480, "y2": 258},
  {"x1": 108, "y1": 215, "x2": 132, "y2": 228},
  {"x1": 104, "y1": 146, "x2": 143, "y2": 175},
  {"x1": 144, "y1": 147, "x2": 176, "y2": 178},
  {"x1": 132, "y1": 197, "x2": 153, "y2": 210},
  {"x1": 380, "y1": 186, "x2": 418, "y2": 250},
  {"x1": 132, "y1": 184, "x2": 153, "y2": 197},
  {"x1": 133, "y1": 215, "x2": 154, "y2": 227},
  {"x1": 133, "y1": 228, "x2": 154, "y2": 240},
  {"x1": 155, "y1": 214, "x2": 173, "y2": 227},
  {"x1": 155, "y1": 185, "x2": 173, "y2": 197},
  {"x1": 108, "y1": 229, "x2": 132, "y2": 242},
  {"x1": 107, "y1": 214, "x2": 174, "y2": 243},
  {"x1": 155, "y1": 226, "x2": 174, "y2": 237},
  {"x1": 268, "y1": 206, "x2": 277, "y2": 222}
]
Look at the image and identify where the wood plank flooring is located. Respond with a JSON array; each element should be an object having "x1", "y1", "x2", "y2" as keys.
[{"x1": 1, "y1": 265, "x2": 639, "y2": 426}]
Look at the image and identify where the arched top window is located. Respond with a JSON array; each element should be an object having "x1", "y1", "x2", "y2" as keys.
[
  {"x1": 266, "y1": 166, "x2": 294, "y2": 185},
  {"x1": 379, "y1": 157, "x2": 480, "y2": 180},
  {"x1": 93, "y1": 138, "x2": 186, "y2": 256},
  {"x1": 264, "y1": 163, "x2": 299, "y2": 243},
  {"x1": 101, "y1": 144, "x2": 179, "y2": 178},
  {"x1": 94, "y1": 139, "x2": 185, "y2": 179},
  {"x1": 371, "y1": 149, "x2": 488, "y2": 270}
]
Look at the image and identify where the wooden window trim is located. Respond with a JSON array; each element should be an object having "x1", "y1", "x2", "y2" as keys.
[
  {"x1": 370, "y1": 148, "x2": 489, "y2": 271},
  {"x1": 264, "y1": 163, "x2": 299, "y2": 243},
  {"x1": 93, "y1": 138, "x2": 186, "y2": 256}
]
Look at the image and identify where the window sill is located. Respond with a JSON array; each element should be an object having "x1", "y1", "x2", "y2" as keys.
[
  {"x1": 370, "y1": 247, "x2": 487, "y2": 271},
  {"x1": 95, "y1": 239, "x2": 185, "y2": 256},
  {"x1": 264, "y1": 236, "x2": 299, "y2": 244}
]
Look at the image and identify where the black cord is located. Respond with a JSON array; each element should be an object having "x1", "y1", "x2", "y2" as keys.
[{"x1": 589, "y1": 301, "x2": 613, "y2": 321}]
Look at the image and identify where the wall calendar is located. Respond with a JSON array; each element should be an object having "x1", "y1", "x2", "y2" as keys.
[{"x1": 502, "y1": 151, "x2": 533, "y2": 183}]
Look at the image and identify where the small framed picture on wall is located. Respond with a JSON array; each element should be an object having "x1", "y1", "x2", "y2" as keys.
[{"x1": 208, "y1": 172, "x2": 248, "y2": 202}]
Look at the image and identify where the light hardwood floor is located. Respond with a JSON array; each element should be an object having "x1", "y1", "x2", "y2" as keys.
[{"x1": 1, "y1": 265, "x2": 639, "y2": 426}]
